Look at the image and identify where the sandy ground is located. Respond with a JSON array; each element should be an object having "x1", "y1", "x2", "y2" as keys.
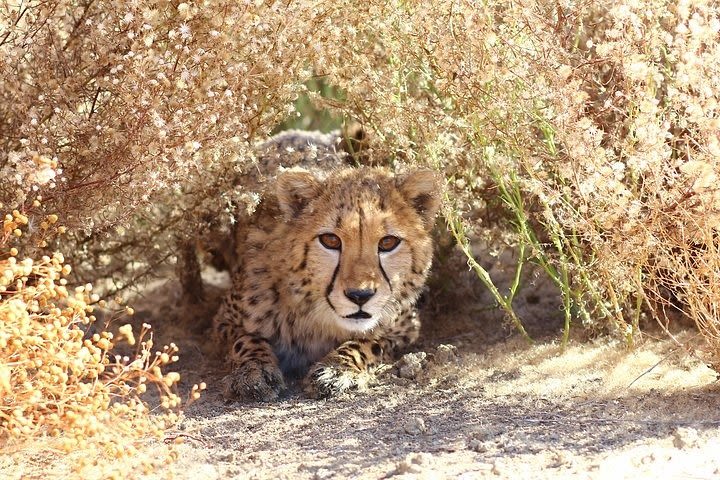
[
  {"x1": 3, "y1": 250, "x2": 720, "y2": 479},
  {"x1": 163, "y1": 333, "x2": 720, "y2": 480}
]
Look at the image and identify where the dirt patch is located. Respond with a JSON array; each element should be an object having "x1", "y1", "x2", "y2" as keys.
[
  {"x1": 3, "y1": 264, "x2": 720, "y2": 479},
  {"x1": 160, "y1": 329, "x2": 720, "y2": 479}
]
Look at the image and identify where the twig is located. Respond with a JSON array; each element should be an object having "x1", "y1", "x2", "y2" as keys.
[
  {"x1": 626, "y1": 348, "x2": 679, "y2": 389},
  {"x1": 163, "y1": 432, "x2": 209, "y2": 447}
]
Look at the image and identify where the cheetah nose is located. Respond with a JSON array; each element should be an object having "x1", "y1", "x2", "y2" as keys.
[{"x1": 344, "y1": 288, "x2": 376, "y2": 306}]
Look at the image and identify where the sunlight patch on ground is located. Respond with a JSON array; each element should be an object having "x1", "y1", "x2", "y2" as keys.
[{"x1": 463, "y1": 333, "x2": 717, "y2": 401}]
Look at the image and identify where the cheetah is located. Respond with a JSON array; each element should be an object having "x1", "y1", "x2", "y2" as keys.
[{"x1": 211, "y1": 131, "x2": 441, "y2": 400}]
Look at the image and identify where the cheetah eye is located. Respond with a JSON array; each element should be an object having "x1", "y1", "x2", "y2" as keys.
[
  {"x1": 318, "y1": 233, "x2": 342, "y2": 250},
  {"x1": 378, "y1": 235, "x2": 402, "y2": 252}
]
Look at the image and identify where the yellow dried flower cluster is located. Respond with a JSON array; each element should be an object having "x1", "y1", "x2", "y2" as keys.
[{"x1": 0, "y1": 231, "x2": 196, "y2": 475}]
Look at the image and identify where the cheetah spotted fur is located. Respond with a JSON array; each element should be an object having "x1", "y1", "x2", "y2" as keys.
[{"x1": 211, "y1": 131, "x2": 440, "y2": 400}]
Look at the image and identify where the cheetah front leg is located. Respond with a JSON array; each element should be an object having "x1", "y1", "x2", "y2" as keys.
[
  {"x1": 304, "y1": 308, "x2": 421, "y2": 398},
  {"x1": 214, "y1": 300, "x2": 286, "y2": 402}
]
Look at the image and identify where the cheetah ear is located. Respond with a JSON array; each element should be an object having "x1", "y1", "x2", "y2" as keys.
[
  {"x1": 396, "y1": 170, "x2": 442, "y2": 229},
  {"x1": 276, "y1": 170, "x2": 322, "y2": 219}
]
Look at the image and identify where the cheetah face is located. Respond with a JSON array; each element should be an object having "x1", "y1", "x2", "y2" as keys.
[
  {"x1": 314, "y1": 217, "x2": 409, "y2": 331},
  {"x1": 276, "y1": 168, "x2": 441, "y2": 334}
]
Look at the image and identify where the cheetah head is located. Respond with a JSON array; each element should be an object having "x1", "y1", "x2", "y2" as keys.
[{"x1": 276, "y1": 167, "x2": 441, "y2": 333}]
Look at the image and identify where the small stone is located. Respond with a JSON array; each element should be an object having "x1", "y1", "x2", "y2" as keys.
[
  {"x1": 433, "y1": 344, "x2": 458, "y2": 364},
  {"x1": 468, "y1": 425, "x2": 500, "y2": 442},
  {"x1": 215, "y1": 451, "x2": 236, "y2": 463},
  {"x1": 467, "y1": 438, "x2": 488, "y2": 453},
  {"x1": 672, "y1": 427, "x2": 699, "y2": 449},
  {"x1": 313, "y1": 468, "x2": 334, "y2": 480},
  {"x1": 397, "y1": 352, "x2": 427, "y2": 379},
  {"x1": 392, "y1": 452, "x2": 434, "y2": 475},
  {"x1": 462, "y1": 464, "x2": 493, "y2": 477},
  {"x1": 547, "y1": 449, "x2": 572, "y2": 468},
  {"x1": 404, "y1": 416, "x2": 427, "y2": 435}
]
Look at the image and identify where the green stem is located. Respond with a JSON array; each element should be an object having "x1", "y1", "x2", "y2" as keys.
[
  {"x1": 508, "y1": 241, "x2": 525, "y2": 305},
  {"x1": 446, "y1": 209, "x2": 532, "y2": 343}
]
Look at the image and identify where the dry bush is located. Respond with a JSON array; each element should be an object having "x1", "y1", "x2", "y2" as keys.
[
  {"x1": 0, "y1": 213, "x2": 203, "y2": 475},
  {"x1": 2, "y1": 5, "x2": 719, "y2": 461},
  {"x1": 291, "y1": 0, "x2": 719, "y2": 363},
  {"x1": 0, "y1": 0, "x2": 336, "y2": 294}
]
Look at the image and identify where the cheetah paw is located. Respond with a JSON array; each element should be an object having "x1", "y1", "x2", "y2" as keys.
[
  {"x1": 223, "y1": 360, "x2": 286, "y2": 402},
  {"x1": 303, "y1": 363, "x2": 370, "y2": 399}
]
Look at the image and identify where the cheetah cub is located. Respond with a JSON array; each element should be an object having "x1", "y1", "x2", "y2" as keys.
[{"x1": 213, "y1": 166, "x2": 440, "y2": 400}]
